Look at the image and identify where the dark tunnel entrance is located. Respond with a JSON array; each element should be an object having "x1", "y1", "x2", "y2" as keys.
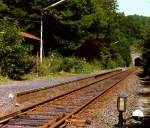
[{"x1": 135, "y1": 57, "x2": 142, "y2": 66}]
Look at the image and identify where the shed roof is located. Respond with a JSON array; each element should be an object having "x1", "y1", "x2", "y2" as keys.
[{"x1": 18, "y1": 32, "x2": 40, "y2": 41}]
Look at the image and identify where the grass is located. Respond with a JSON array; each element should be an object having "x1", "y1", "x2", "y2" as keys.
[
  {"x1": 0, "y1": 71, "x2": 79, "y2": 84},
  {"x1": 23, "y1": 71, "x2": 78, "y2": 81},
  {"x1": 0, "y1": 75, "x2": 14, "y2": 84}
]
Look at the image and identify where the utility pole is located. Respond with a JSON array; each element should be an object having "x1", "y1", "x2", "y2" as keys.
[
  {"x1": 40, "y1": 15, "x2": 43, "y2": 63},
  {"x1": 40, "y1": 0, "x2": 66, "y2": 63}
]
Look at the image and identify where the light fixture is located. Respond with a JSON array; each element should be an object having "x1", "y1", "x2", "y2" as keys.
[
  {"x1": 132, "y1": 109, "x2": 144, "y2": 121},
  {"x1": 117, "y1": 96, "x2": 127, "y2": 112},
  {"x1": 117, "y1": 96, "x2": 127, "y2": 128}
]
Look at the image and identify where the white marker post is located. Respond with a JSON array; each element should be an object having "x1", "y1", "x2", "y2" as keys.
[{"x1": 9, "y1": 93, "x2": 19, "y2": 107}]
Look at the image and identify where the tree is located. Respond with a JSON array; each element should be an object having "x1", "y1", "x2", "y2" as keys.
[
  {"x1": 1, "y1": 0, "x2": 147, "y2": 70},
  {"x1": 0, "y1": 20, "x2": 34, "y2": 79},
  {"x1": 142, "y1": 26, "x2": 150, "y2": 75}
]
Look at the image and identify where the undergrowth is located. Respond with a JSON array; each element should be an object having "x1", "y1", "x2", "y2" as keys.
[{"x1": 29, "y1": 53, "x2": 101, "y2": 78}]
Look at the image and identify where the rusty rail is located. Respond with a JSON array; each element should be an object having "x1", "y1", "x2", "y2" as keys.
[
  {"x1": 47, "y1": 68, "x2": 136, "y2": 128},
  {"x1": 0, "y1": 68, "x2": 136, "y2": 128},
  {"x1": 16, "y1": 68, "x2": 122, "y2": 104}
]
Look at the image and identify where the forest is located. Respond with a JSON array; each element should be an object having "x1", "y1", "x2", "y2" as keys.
[{"x1": 0, "y1": 0, "x2": 150, "y2": 79}]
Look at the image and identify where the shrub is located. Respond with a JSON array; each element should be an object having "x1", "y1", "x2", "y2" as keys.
[
  {"x1": 35, "y1": 53, "x2": 101, "y2": 76},
  {"x1": 60, "y1": 57, "x2": 87, "y2": 73},
  {"x1": 0, "y1": 20, "x2": 34, "y2": 79}
]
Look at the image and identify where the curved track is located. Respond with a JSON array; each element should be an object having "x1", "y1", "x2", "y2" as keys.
[{"x1": 0, "y1": 68, "x2": 136, "y2": 128}]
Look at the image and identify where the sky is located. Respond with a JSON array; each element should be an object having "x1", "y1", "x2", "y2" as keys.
[{"x1": 118, "y1": 0, "x2": 150, "y2": 16}]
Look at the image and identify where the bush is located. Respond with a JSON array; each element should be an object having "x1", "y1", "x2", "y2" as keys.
[
  {"x1": 99, "y1": 47, "x2": 126, "y2": 69},
  {"x1": 34, "y1": 52, "x2": 101, "y2": 76},
  {"x1": 0, "y1": 20, "x2": 34, "y2": 79},
  {"x1": 36, "y1": 58, "x2": 62, "y2": 76},
  {"x1": 49, "y1": 53, "x2": 63, "y2": 73},
  {"x1": 60, "y1": 57, "x2": 92, "y2": 73}
]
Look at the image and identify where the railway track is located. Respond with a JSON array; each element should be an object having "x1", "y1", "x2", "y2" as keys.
[{"x1": 0, "y1": 68, "x2": 136, "y2": 128}]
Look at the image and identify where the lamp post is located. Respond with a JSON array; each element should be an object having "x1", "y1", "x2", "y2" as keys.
[
  {"x1": 40, "y1": 16, "x2": 43, "y2": 63},
  {"x1": 116, "y1": 97, "x2": 145, "y2": 128},
  {"x1": 117, "y1": 96, "x2": 127, "y2": 128},
  {"x1": 40, "y1": 0, "x2": 66, "y2": 63}
]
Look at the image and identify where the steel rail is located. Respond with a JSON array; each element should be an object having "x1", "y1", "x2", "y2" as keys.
[
  {"x1": 17, "y1": 68, "x2": 122, "y2": 97},
  {"x1": 0, "y1": 70, "x2": 122, "y2": 124},
  {"x1": 0, "y1": 68, "x2": 136, "y2": 128},
  {"x1": 46, "y1": 68, "x2": 136, "y2": 128}
]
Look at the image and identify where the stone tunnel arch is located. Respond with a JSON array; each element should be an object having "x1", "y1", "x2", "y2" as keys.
[{"x1": 131, "y1": 53, "x2": 142, "y2": 66}]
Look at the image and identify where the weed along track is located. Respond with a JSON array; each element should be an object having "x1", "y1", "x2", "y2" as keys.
[{"x1": 0, "y1": 68, "x2": 136, "y2": 128}]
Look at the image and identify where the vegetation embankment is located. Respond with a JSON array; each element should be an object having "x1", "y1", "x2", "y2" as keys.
[{"x1": 0, "y1": 0, "x2": 150, "y2": 81}]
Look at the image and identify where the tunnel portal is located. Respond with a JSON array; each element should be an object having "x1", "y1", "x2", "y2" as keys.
[{"x1": 134, "y1": 57, "x2": 142, "y2": 66}]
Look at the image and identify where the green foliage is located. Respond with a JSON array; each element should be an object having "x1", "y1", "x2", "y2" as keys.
[
  {"x1": 142, "y1": 37, "x2": 150, "y2": 75},
  {"x1": 1, "y1": 0, "x2": 150, "y2": 78},
  {"x1": 1, "y1": 0, "x2": 119, "y2": 56},
  {"x1": 36, "y1": 53, "x2": 63, "y2": 76},
  {"x1": 35, "y1": 52, "x2": 101, "y2": 76},
  {"x1": 60, "y1": 57, "x2": 88, "y2": 73},
  {"x1": 99, "y1": 47, "x2": 125, "y2": 69},
  {"x1": 0, "y1": 20, "x2": 34, "y2": 79},
  {"x1": 126, "y1": 15, "x2": 150, "y2": 75},
  {"x1": 0, "y1": 2, "x2": 8, "y2": 12}
]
